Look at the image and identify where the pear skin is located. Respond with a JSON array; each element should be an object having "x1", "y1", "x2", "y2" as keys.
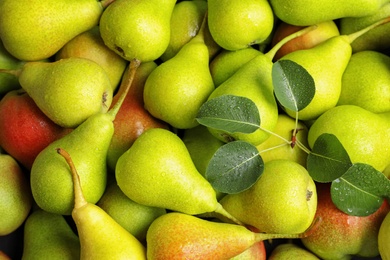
[{"x1": 379, "y1": 211, "x2": 390, "y2": 259}]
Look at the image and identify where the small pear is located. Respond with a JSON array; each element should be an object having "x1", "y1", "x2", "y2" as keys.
[
  {"x1": 99, "y1": 0, "x2": 176, "y2": 62},
  {"x1": 57, "y1": 148, "x2": 146, "y2": 260},
  {"x1": 0, "y1": 41, "x2": 25, "y2": 94},
  {"x1": 146, "y1": 212, "x2": 316, "y2": 259},
  {"x1": 56, "y1": 26, "x2": 128, "y2": 92},
  {"x1": 268, "y1": 243, "x2": 320, "y2": 260},
  {"x1": 21, "y1": 209, "x2": 80, "y2": 260},
  {"x1": 143, "y1": 17, "x2": 215, "y2": 129},
  {"x1": 208, "y1": 0, "x2": 274, "y2": 51},
  {"x1": 378, "y1": 211, "x2": 390, "y2": 260},
  {"x1": 0, "y1": 0, "x2": 109, "y2": 61},
  {"x1": 0, "y1": 57, "x2": 113, "y2": 128}
]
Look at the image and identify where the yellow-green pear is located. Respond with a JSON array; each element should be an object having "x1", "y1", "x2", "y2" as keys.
[
  {"x1": 308, "y1": 105, "x2": 390, "y2": 172},
  {"x1": 56, "y1": 26, "x2": 128, "y2": 92},
  {"x1": 256, "y1": 113, "x2": 309, "y2": 167},
  {"x1": 208, "y1": 0, "x2": 274, "y2": 51},
  {"x1": 0, "y1": 57, "x2": 113, "y2": 128},
  {"x1": 143, "y1": 18, "x2": 215, "y2": 129},
  {"x1": 21, "y1": 209, "x2": 81, "y2": 260},
  {"x1": 379, "y1": 211, "x2": 390, "y2": 260},
  {"x1": 97, "y1": 182, "x2": 166, "y2": 242},
  {"x1": 0, "y1": 0, "x2": 108, "y2": 61},
  {"x1": 57, "y1": 148, "x2": 146, "y2": 260},
  {"x1": 220, "y1": 159, "x2": 317, "y2": 234},
  {"x1": 99, "y1": 0, "x2": 176, "y2": 62},
  {"x1": 269, "y1": 0, "x2": 389, "y2": 26},
  {"x1": 268, "y1": 243, "x2": 320, "y2": 260},
  {"x1": 338, "y1": 50, "x2": 390, "y2": 113},
  {"x1": 0, "y1": 41, "x2": 25, "y2": 94}
]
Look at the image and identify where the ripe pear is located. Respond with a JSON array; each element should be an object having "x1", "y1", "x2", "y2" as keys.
[
  {"x1": 0, "y1": 0, "x2": 108, "y2": 61},
  {"x1": 220, "y1": 159, "x2": 317, "y2": 234},
  {"x1": 340, "y1": 3, "x2": 390, "y2": 53},
  {"x1": 57, "y1": 148, "x2": 146, "y2": 259},
  {"x1": 116, "y1": 127, "x2": 240, "y2": 223},
  {"x1": 256, "y1": 114, "x2": 309, "y2": 167},
  {"x1": 21, "y1": 209, "x2": 80, "y2": 260},
  {"x1": 0, "y1": 57, "x2": 113, "y2": 128},
  {"x1": 269, "y1": 0, "x2": 389, "y2": 26},
  {"x1": 0, "y1": 154, "x2": 32, "y2": 236},
  {"x1": 30, "y1": 61, "x2": 141, "y2": 215},
  {"x1": 379, "y1": 211, "x2": 390, "y2": 260},
  {"x1": 56, "y1": 26, "x2": 128, "y2": 92},
  {"x1": 308, "y1": 105, "x2": 390, "y2": 172},
  {"x1": 0, "y1": 41, "x2": 24, "y2": 94},
  {"x1": 301, "y1": 182, "x2": 390, "y2": 259},
  {"x1": 99, "y1": 0, "x2": 176, "y2": 62},
  {"x1": 97, "y1": 182, "x2": 166, "y2": 242},
  {"x1": 207, "y1": 0, "x2": 274, "y2": 51},
  {"x1": 268, "y1": 243, "x2": 320, "y2": 259},
  {"x1": 338, "y1": 50, "x2": 390, "y2": 113},
  {"x1": 143, "y1": 18, "x2": 215, "y2": 129},
  {"x1": 146, "y1": 212, "x2": 315, "y2": 259}
]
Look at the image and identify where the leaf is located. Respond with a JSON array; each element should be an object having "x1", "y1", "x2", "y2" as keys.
[
  {"x1": 272, "y1": 59, "x2": 315, "y2": 112},
  {"x1": 331, "y1": 163, "x2": 390, "y2": 216},
  {"x1": 196, "y1": 95, "x2": 260, "y2": 134},
  {"x1": 205, "y1": 140, "x2": 264, "y2": 194},
  {"x1": 307, "y1": 133, "x2": 352, "y2": 182}
]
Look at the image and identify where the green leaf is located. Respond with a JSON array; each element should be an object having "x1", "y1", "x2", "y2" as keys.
[
  {"x1": 272, "y1": 59, "x2": 315, "y2": 112},
  {"x1": 307, "y1": 133, "x2": 352, "y2": 182},
  {"x1": 196, "y1": 95, "x2": 260, "y2": 134},
  {"x1": 205, "y1": 140, "x2": 264, "y2": 194},
  {"x1": 331, "y1": 163, "x2": 390, "y2": 216}
]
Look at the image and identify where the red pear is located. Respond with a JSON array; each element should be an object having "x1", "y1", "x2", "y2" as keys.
[
  {"x1": 0, "y1": 89, "x2": 70, "y2": 169},
  {"x1": 301, "y1": 182, "x2": 390, "y2": 259}
]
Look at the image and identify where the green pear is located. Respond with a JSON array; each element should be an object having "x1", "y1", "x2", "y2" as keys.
[
  {"x1": 0, "y1": 41, "x2": 25, "y2": 94},
  {"x1": 308, "y1": 105, "x2": 390, "y2": 172},
  {"x1": 56, "y1": 26, "x2": 128, "y2": 92},
  {"x1": 209, "y1": 47, "x2": 262, "y2": 87},
  {"x1": 269, "y1": 0, "x2": 389, "y2": 26},
  {"x1": 379, "y1": 211, "x2": 390, "y2": 260},
  {"x1": 0, "y1": 0, "x2": 109, "y2": 61},
  {"x1": 0, "y1": 154, "x2": 32, "y2": 236},
  {"x1": 21, "y1": 209, "x2": 80, "y2": 260},
  {"x1": 115, "y1": 127, "x2": 240, "y2": 223},
  {"x1": 207, "y1": 0, "x2": 274, "y2": 51},
  {"x1": 99, "y1": 0, "x2": 176, "y2": 62},
  {"x1": 57, "y1": 148, "x2": 146, "y2": 259},
  {"x1": 143, "y1": 18, "x2": 215, "y2": 129},
  {"x1": 268, "y1": 243, "x2": 320, "y2": 259},
  {"x1": 256, "y1": 114, "x2": 309, "y2": 167},
  {"x1": 30, "y1": 61, "x2": 141, "y2": 215},
  {"x1": 340, "y1": 3, "x2": 390, "y2": 53},
  {"x1": 97, "y1": 182, "x2": 166, "y2": 242},
  {"x1": 0, "y1": 57, "x2": 113, "y2": 128},
  {"x1": 338, "y1": 50, "x2": 390, "y2": 113},
  {"x1": 220, "y1": 159, "x2": 317, "y2": 234},
  {"x1": 146, "y1": 212, "x2": 315, "y2": 259}
]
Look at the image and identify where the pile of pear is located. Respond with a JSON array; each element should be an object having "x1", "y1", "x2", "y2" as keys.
[{"x1": 0, "y1": 0, "x2": 389, "y2": 259}]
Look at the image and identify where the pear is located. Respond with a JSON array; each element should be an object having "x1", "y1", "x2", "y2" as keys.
[
  {"x1": 146, "y1": 212, "x2": 317, "y2": 259},
  {"x1": 0, "y1": 41, "x2": 25, "y2": 94},
  {"x1": 0, "y1": 154, "x2": 32, "y2": 236},
  {"x1": 143, "y1": 16, "x2": 215, "y2": 129},
  {"x1": 56, "y1": 26, "x2": 128, "y2": 92},
  {"x1": 99, "y1": 0, "x2": 176, "y2": 62},
  {"x1": 379, "y1": 211, "x2": 390, "y2": 260},
  {"x1": 0, "y1": 57, "x2": 113, "y2": 128},
  {"x1": 116, "y1": 127, "x2": 240, "y2": 223},
  {"x1": 269, "y1": 0, "x2": 389, "y2": 26},
  {"x1": 57, "y1": 148, "x2": 146, "y2": 259},
  {"x1": 21, "y1": 209, "x2": 80, "y2": 260},
  {"x1": 220, "y1": 159, "x2": 317, "y2": 234},
  {"x1": 97, "y1": 182, "x2": 167, "y2": 242},
  {"x1": 207, "y1": 0, "x2": 274, "y2": 51},
  {"x1": 30, "y1": 60, "x2": 141, "y2": 215},
  {"x1": 268, "y1": 243, "x2": 320, "y2": 260},
  {"x1": 0, "y1": 0, "x2": 110, "y2": 61},
  {"x1": 338, "y1": 50, "x2": 390, "y2": 113},
  {"x1": 308, "y1": 105, "x2": 390, "y2": 172}
]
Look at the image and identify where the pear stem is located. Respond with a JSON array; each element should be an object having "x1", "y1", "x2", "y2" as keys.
[
  {"x1": 265, "y1": 24, "x2": 318, "y2": 61},
  {"x1": 0, "y1": 68, "x2": 21, "y2": 77},
  {"x1": 347, "y1": 16, "x2": 390, "y2": 43},
  {"x1": 214, "y1": 203, "x2": 245, "y2": 226},
  {"x1": 107, "y1": 59, "x2": 141, "y2": 120},
  {"x1": 56, "y1": 148, "x2": 87, "y2": 210}
]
